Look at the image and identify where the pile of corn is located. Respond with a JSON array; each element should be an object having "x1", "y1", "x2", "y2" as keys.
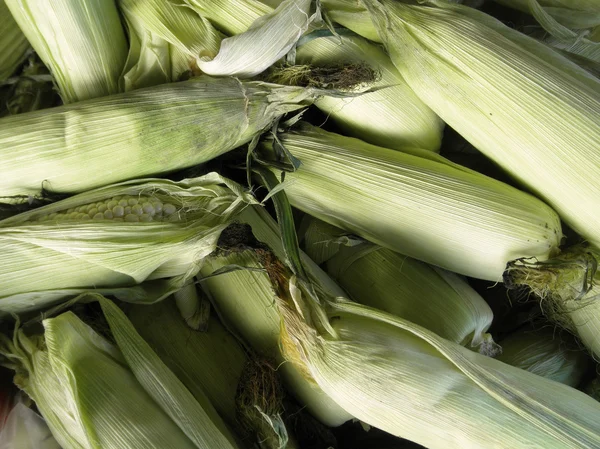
[{"x1": 0, "y1": 0, "x2": 599, "y2": 448}]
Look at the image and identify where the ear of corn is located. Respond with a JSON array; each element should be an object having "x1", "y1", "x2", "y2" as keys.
[
  {"x1": 0, "y1": 76, "x2": 324, "y2": 201},
  {"x1": 5, "y1": 0, "x2": 129, "y2": 103},
  {"x1": 496, "y1": 327, "x2": 589, "y2": 387},
  {"x1": 0, "y1": 173, "x2": 255, "y2": 314},
  {"x1": 261, "y1": 124, "x2": 562, "y2": 281},
  {"x1": 119, "y1": 0, "x2": 223, "y2": 89},
  {"x1": 199, "y1": 205, "x2": 354, "y2": 427},
  {"x1": 493, "y1": 0, "x2": 600, "y2": 29},
  {"x1": 196, "y1": 0, "x2": 317, "y2": 77},
  {"x1": 294, "y1": 32, "x2": 444, "y2": 152},
  {"x1": 246, "y1": 232, "x2": 600, "y2": 448},
  {"x1": 0, "y1": 299, "x2": 240, "y2": 449},
  {"x1": 505, "y1": 244, "x2": 600, "y2": 360},
  {"x1": 301, "y1": 217, "x2": 497, "y2": 353},
  {"x1": 0, "y1": 0, "x2": 29, "y2": 81},
  {"x1": 360, "y1": 0, "x2": 600, "y2": 248}
]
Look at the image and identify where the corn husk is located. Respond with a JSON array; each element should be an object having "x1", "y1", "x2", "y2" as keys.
[
  {"x1": 5, "y1": 0, "x2": 128, "y2": 103},
  {"x1": 0, "y1": 76, "x2": 325, "y2": 202},
  {"x1": 202, "y1": 200, "x2": 600, "y2": 448},
  {"x1": 0, "y1": 173, "x2": 255, "y2": 314},
  {"x1": 199, "y1": 205, "x2": 353, "y2": 427},
  {"x1": 0, "y1": 295, "x2": 240, "y2": 449},
  {"x1": 585, "y1": 377, "x2": 600, "y2": 401},
  {"x1": 497, "y1": 327, "x2": 589, "y2": 387},
  {"x1": 118, "y1": 0, "x2": 223, "y2": 90},
  {"x1": 0, "y1": 1, "x2": 29, "y2": 81},
  {"x1": 195, "y1": 0, "x2": 318, "y2": 78},
  {"x1": 293, "y1": 32, "x2": 444, "y2": 151},
  {"x1": 184, "y1": 0, "x2": 273, "y2": 35},
  {"x1": 301, "y1": 217, "x2": 497, "y2": 353},
  {"x1": 355, "y1": 0, "x2": 600, "y2": 248},
  {"x1": 0, "y1": 396, "x2": 60, "y2": 449},
  {"x1": 321, "y1": 0, "x2": 381, "y2": 42},
  {"x1": 261, "y1": 123, "x2": 562, "y2": 281},
  {"x1": 505, "y1": 244, "x2": 600, "y2": 360}
]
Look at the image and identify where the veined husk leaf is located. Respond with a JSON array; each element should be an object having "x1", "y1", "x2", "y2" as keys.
[
  {"x1": 301, "y1": 217, "x2": 496, "y2": 352},
  {"x1": 5, "y1": 0, "x2": 128, "y2": 103},
  {"x1": 196, "y1": 0, "x2": 318, "y2": 77},
  {"x1": 0, "y1": 76, "x2": 323, "y2": 201},
  {"x1": 119, "y1": 0, "x2": 223, "y2": 89},
  {"x1": 246, "y1": 232, "x2": 600, "y2": 448},
  {"x1": 183, "y1": 0, "x2": 273, "y2": 35},
  {"x1": 361, "y1": 0, "x2": 600, "y2": 247},
  {"x1": 496, "y1": 327, "x2": 589, "y2": 387},
  {"x1": 294, "y1": 32, "x2": 444, "y2": 151},
  {"x1": 261, "y1": 124, "x2": 562, "y2": 281},
  {"x1": 127, "y1": 296, "x2": 246, "y2": 429},
  {"x1": 0, "y1": 173, "x2": 255, "y2": 314},
  {"x1": 0, "y1": 0, "x2": 29, "y2": 81},
  {"x1": 199, "y1": 205, "x2": 353, "y2": 427},
  {"x1": 320, "y1": 0, "x2": 381, "y2": 42},
  {"x1": 505, "y1": 244, "x2": 600, "y2": 360},
  {"x1": 0, "y1": 299, "x2": 239, "y2": 449}
]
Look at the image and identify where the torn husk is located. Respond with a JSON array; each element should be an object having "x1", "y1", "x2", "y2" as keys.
[{"x1": 504, "y1": 244, "x2": 600, "y2": 359}]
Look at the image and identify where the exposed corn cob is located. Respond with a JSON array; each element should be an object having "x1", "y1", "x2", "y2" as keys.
[
  {"x1": 496, "y1": 327, "x2": 589, "y2": 387},
  {"x1": 261, "y1": 124, "x2": 562, "y2": 281},
  {"x1": 505, "y1": 244, "x2": 600, "y2": 360},
  {"x1": 0, "y1": 0, "x2": 29, "y2": 81},
  {"x1": 5, "y1": 0, "x2": 129, "y2": 103},
  {"x1": 0, "y1": 76, "x2": 324, "y2": 202},
  {"x1": 0, "y1": 295, "x2": 240, "y2": 449},
  {"x1": 0, "y1": 173, "x2": 255, "y2": 314},
  {"x1": 355, "y1": 0, "x2": 600, "y2": 247}
]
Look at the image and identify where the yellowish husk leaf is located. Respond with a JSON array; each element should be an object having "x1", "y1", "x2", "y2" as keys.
[
  {"x1": 0, "y1": 76, "x2": 321, "y2": 201},
  {"x1": 183, "y1": 0, "x2": 273, "y2": 35},
  {"x1": 295, "y1": 33, "x2": 444, "y2": 152},
  {"x1": 362, "y1": 0, "x2": 600, "y2": 247},
  {"x1": 497, "y1": 327, "x2": 589, "y2": 387},
  {"x1": 263, "y1": 124, "x2": 562, "y2": 281},
  {"x1": 199, "y1": 206, "x2": 353, "y2": 427},
  {"x1": 301, "y1": 217, "x2": 496, "y2": 351},
  {"x1": 5, "y1": 0, "x2": 128, "y2": 103},
  {"x1": 0, "y1": 173, "x2": 255, "y2": 314},
  {"x1": 0, "y1": 0, "x2": 29, "y2": 81},
  {"x1": 127, "y1": 296, "x2": 246, "y2": 428},
  {"x1": 0, "y1": 301, "x2": 239, "y2": 449}
]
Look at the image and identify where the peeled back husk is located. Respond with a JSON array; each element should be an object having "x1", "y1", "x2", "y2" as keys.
[
  {"x1": 0, "y1": 0, "x2": 29, "y2": 81},
  {"x1": 253, "y1": 231, "x2": 600, "y2": 448},
  {"x1": 199, "y1": 205, "x2": 354, "y2": 427},
  {"x1": 261, "y1": 123, "x2": 562, "y2": 281},
  {"x1": 294, "y1": 32, "x2": 444, "y2": 152},
  {"x1": 0, "y1": 173, "x2": 255, "y2": 314},
  {"x1": 0, "y1": 296, "x2": 239, "y2": 449},
  {"x1": 359, "y1": 0, "x2": 600, "y2": 248},
  {"x1": 5, "y1": 0, "x2": 129, "y2": 103},
  {"x1": 0, "y1": 76, "x2": 323, "y2": 202},
  {"x1": 496, "y1": 327, "x2": 589, "y2": 387},
  {"x1": 301, "y1": 216, "x2": 497, "y2": 353},
  {"x1": 504, "y1": 244, "x2": 600, "y2": 360}
]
